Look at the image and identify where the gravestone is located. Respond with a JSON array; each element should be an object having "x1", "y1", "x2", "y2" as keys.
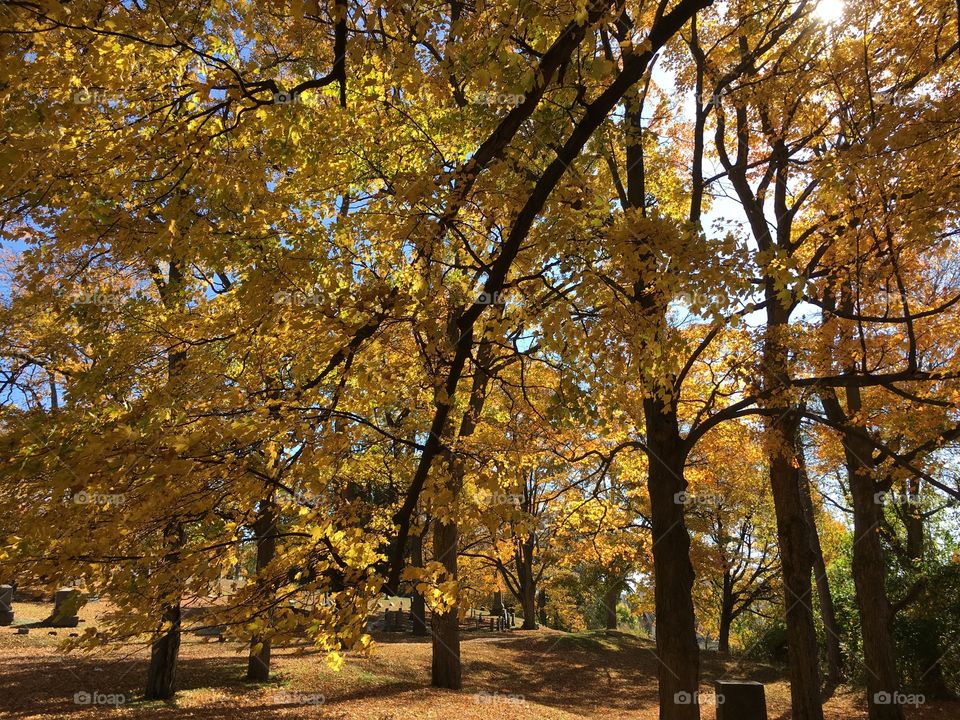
[
  {"x1": 384, "y1": 610, "x2": 396, "y2": 631},
  {"x1": 195, "y1": 624, "x2": 226, "y2": 638},
  {"x1": 491, "y1": 591, "x2": 504, "y2": 616},
  {"x1": 0, "y1": 585, "x2": 13, "y2": 626},
  {"x1": 48, "y1": 588, "x2": 81, "y2": 627},
  {"x1": 715, "y1": 681, "x2": 767, "y2": 720}
]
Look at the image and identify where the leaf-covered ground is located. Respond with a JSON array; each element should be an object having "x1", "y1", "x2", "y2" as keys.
[{"x1": 1, "y1": 601, "x2": 957, "y2": 719}]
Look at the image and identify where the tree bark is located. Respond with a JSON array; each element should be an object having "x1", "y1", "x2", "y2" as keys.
[
  {"x1": 821, "y1": 388, "x2": 903, "y2": 720},
  {"x1": 798, "y1": 433, "x2": 843, "y2": 684},
  {"x1": 430, "y1": 334, "x2": 491, "y2": 688},
  {"x1": 146, "y1": 602, "x2": 181, "y2": 700},
  {"x1": 849, "y1": 474, "x2": 903, "y2": 720},
  {"x1": 517, "y1": 534, "x2": 537, "y2": 630},
  {"x1": 521, "y1": 579, "x2": 537, "y2": 630},
  {"x1": 718, "y1": 573, "x2": 734, "y2": 653},
  {"x1": 603, "y1": 579, "x2": 621, "y2": 631},
  {"x1": 146, "y1": 522, "x2": 185, "y2": 700},
  {"x1": 410, "y1": 528, "x2": 429, "y2": 636},
  {"x1": 905, "y1": 478, "x2": 924, "y2": 563},
  {"x1": 623, "y1": 69, "x2": 700, "y2": 720},
  {"x1": 145, "y1": 256, "x2": 187, "y2": 701},
  {"x1": 764, "y1": 300, "x2": 824, "y2": 720},
  {"x1": 431, "y1": 517, "x2": 461, "y2": 689},
  {"x1": 247, "y1": 499, "x2": 278, "y2": 682},
  {"x1": 645, "y1": 397, "x2": 701, "y2": 720}
]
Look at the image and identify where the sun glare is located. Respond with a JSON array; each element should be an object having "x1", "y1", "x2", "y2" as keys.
[{"x1": 814, "y1": 0, "x2": 845, "y2": 22}]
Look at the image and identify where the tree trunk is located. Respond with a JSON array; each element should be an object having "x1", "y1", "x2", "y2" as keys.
[
  {"x1": 538, "y1": 588, "x2": 547, "y2": 627},
  {"x1": 146, "y1": 602, "x2": 181, "y2": 700},
  {"x1": 521, "y1": 580, "x2": 537, "y2": 630},
  {"x1": 918, "y1": 644, "x2": 955, "y2": 699},
  {"x1": 624, "y1": 75, "x2": 700, "y2": 719},
  {"x1": 900, "y1": 482, "x2": 955, "y2": 700},
  {"x1": 768, "y1": 413, "x2": 824, "y2": 720},
  {"x1": 603, "y1": 580, "x2": 621, "y2": 631},
  {"x1": 247, "y1": 499, "x2": 278, "y2": 682},
  {"x1": 905, "y1": 478, "x2": 923, "y2": 563},
  {"x1": 517, "y1": 534, "x2": 537, "y2": 630},
  {"x1": 821, "y1": 387, "x2": 903, "y2": 720},
  {"x1": 146, "y1": 258, "x2": 187, "y2": 701},
  {"x1": 764, "y1": 301, "x2": 824, "y2": 720},
  {"x1": 145, "y1": 522, "x2": 185, "y2": 700},
  {"x1": 410, "y1": 529, "x2": 429, "y2": 636},
  {"x1": 645, "y1": 397, "x2": 700, "y2": 720},
  {"x1": 798, "y1": 435, "x2": 843, "y2": 684},
  {"x1": 718, "y1": 573, "x2": 734, "y2": 653},
  {"x1": 850, "y1": 476, "x2": 903, "y2": 720},
  {"x1": 431, "y1": 518, "x2": 461, "y2": 689},
  {"x1": 811, "y1": 527, "x2": 843, "y2": 686},
  {"x1": 428, "y1": 334, "x2": 491, "y2": 688}
]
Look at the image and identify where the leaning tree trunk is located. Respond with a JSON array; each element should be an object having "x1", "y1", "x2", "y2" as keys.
[
  {"x1": 764, "y1": 300, "x2": 824, "y2": 720},
  {"x1": 247, "y1": 498, "x2": 278, "y2": 681}
]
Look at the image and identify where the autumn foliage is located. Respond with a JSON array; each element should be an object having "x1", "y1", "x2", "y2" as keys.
[{"x1": 1, "y1": 1, "x2": 959, "y2": 719}]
